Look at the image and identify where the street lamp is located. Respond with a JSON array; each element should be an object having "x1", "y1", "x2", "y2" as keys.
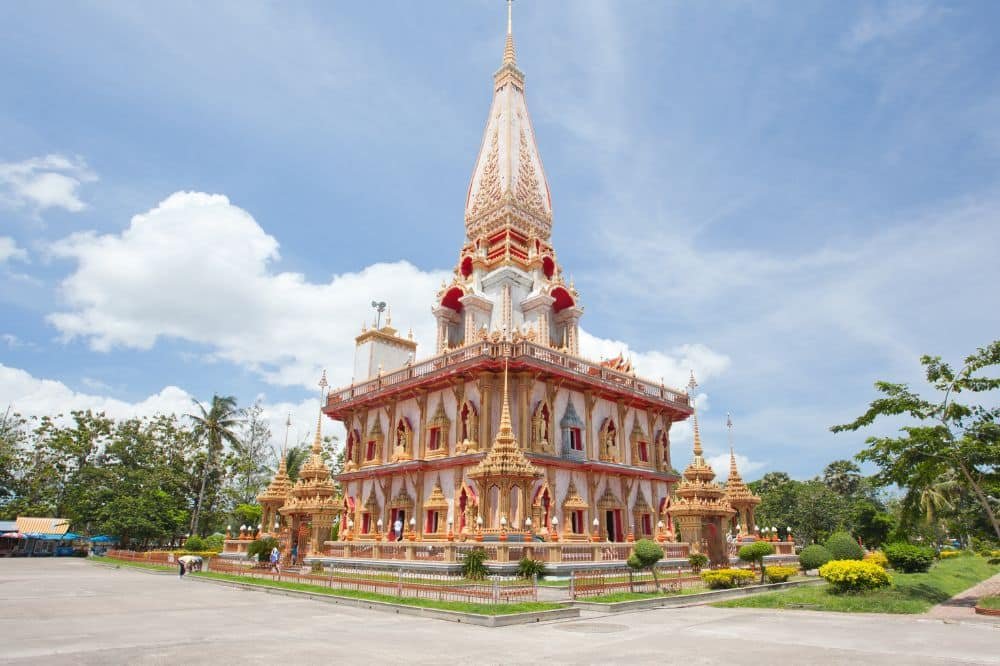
[
  {"x1": 550, "y1": 515, "x2": 560, "y2": 542},
  {"x1": 592, "y1": 517, "x2": 600, "y2": 542}
]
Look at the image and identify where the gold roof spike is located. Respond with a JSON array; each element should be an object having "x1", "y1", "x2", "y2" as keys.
[
  {"x1": 503, "y1": 0, "x2": 517, "y2": 66},
  {"x1": 724, "y1": 415, "x2": 761, "y2": 507}
]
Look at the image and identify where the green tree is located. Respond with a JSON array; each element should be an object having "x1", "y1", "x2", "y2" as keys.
[
  {"x1": 832, "y1": 341, "x2": 1000, "y2": 539},
  {"x1": 187, "y1": 395, "x2": 242, "y2": 535},
  {"x1": 738, "y1": 541, "x2": 774, "y2": 583},
  {"x1": 626, "y1": 539, "x2": 665, "y2": 590},
  {"x1": 226, "y1": 403, "x2": 275, "y2": 506}
]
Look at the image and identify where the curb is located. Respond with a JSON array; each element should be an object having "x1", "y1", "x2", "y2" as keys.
[
  {"x1": 187, "y1": 575, "x2": 579, "y2": 627},
  {"x1": 974, "y1": 605, "x2": 1000, "y2": 617},
  {"x1": 570, "y1": 578, "x2": 825, "y2": 612}
]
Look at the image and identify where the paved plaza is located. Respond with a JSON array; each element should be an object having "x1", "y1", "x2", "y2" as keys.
[{"x1": 1, "y1": 559, "x2": 998, "y2": 665}]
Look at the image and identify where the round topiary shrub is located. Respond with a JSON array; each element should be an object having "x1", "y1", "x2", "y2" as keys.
[
  {"x1": 825, "y1": 531, "x2": 864, "y2": 561},
  {"x1": 818, "y1": 560, "x2": 891, "y2": 593},
  {"x1": 884, "y1": 543, "x2": 934, "y2": 573},
  {"x1": 184, "y1": 535, "x2": 206, "y2": 552},
  {"x1": 688, "y1": 553, "x2": 709, "y2": 572},
  {"x1": 798, "y1": 544, "x2": 833, "y2": 571},
  {"x1": 738, "y1": 540, "x2": 775, "y2": 583}
]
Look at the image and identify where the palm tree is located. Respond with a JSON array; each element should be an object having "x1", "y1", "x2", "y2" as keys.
[
  {"x1": 284, "y1": 445, "x2": 310, "y2": 482},
  {"x1": 187, "y1": 395, "x2": 242, "y2": 535},
  {"x1": 822, "y1": 460, "x2": 862, "y2": 496}
]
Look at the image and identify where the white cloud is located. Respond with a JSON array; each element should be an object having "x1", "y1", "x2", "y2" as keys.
[
  {"x1": 0, "y1": 363, "x2": 194, "y2": 421},
  {"x1": 707, "y1": 452, "x2": 765, "y2": 482},
  {"x1": 0, "y1": 363, "x2": 335, "y2": 458},
  {"x1": 47, "y1": 191, "x2": 449, "y2": 389},
  {"x1": 0, "y1": 237, "x2": 28, "y2": 264},
  {"x1": 48, "y1": 191, "x2": 730, "y2": 397},
  {"x1": 0, "y1": 154, "x2": 97, "y2": 213},
  {"x1": 844, "y1": 1, "x2": 933, "y2": 50},
  {"x1": 579, "y1": 331, "x2": 730, "y2": 390}
]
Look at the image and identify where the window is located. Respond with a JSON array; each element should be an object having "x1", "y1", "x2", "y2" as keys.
[
  {"x1": 641, "y1": 514, "x2": 652, "y2": 536},
  {"x1": 569, "y1": 428, "x2": 583, "y2": 451},
  {"x1": 425, "y1": 510, "x2": 439, "y2": 534},
  {"x1": 638, "y1": 441, "x2": 649, "y2": 463},
  {"x1": 428, "y1": 427, "x2": 441, "y2": 451},
  {"x1": 362, "y1": 514, "x2": 372, "y2": 534},
  {"x1": 365, "y1": 440, "x2": 376, "y2": 461}
]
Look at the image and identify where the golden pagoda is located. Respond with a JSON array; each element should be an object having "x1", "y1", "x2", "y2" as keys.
[
  {"x1": 279, "y1": 372, "x2": 341, "y2": 560},
  {"x1": 257, "y1": 413, "x2": 293, "y2": 537},
  {"x1": 723, "y1": 414, "x2": 761, "y2": 539},
  {"x1": 666, "y1": 372, "x2": 735, "y2": 566}
]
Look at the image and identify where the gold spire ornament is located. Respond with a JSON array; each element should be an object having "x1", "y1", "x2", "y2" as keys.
[{"x1": 503, "y1": 0, "x2": 517, "y2": 66}]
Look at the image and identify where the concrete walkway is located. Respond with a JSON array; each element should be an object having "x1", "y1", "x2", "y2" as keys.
[
  {"x1": 926, "y1": 571, "x2": 1000, "y2": 623},
  {"x1": 2, "y1": 559, "x2": 999, "y2": 665}
]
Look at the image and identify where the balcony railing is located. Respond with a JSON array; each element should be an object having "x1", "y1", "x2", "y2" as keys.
[{"x1": 327, "y1": 341, "x2": 691, "y2": 410}]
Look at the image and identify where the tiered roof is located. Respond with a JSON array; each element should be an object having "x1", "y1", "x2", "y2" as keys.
[
  {"x1": 667, "y1": 374, "x2": 734, "y2": 520},
  {"x1": 724, "y1": 447, "x2": 761, "y2": 509}
]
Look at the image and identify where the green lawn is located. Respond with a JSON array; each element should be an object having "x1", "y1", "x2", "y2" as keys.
[
  {"x1": 979, "y1": 595, "x2": 1000, "y2": 610},
  {"x1": 90, "y1": 556, "x2": 176, "y2": 572},
  {"x1": 192, "y1": 571, "x2": 563, "y2": 615},
  {"x1": 714, "y1": 556, "x2": 1000, "y2": 614}
]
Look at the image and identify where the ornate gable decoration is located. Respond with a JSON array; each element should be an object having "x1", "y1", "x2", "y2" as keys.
[
  {"x1": 424, "y1": 479, "x2": 449, "y2": 509},
  {"x1": 561, "y1": 480, "x2": 589, "y2": 510}
]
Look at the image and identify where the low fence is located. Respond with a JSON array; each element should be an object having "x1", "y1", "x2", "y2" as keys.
[
  {"x1": 570, "y1": 566, "x2": 705, "y2": 599},
  {"x1": 319, "y1": 540, "x2": 695, "y2": 564},
  {"x1": 201, "y1": 558, "x2": 537, "y2": 604}
]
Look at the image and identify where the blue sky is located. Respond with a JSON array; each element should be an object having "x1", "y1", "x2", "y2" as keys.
[{"x1": 1, "y1": 1, "x2": 998, "y2": 479}]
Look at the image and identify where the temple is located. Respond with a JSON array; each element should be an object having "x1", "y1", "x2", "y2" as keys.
[{"x1": 241, "y1": 6, "x2": 790, "y2": 569}]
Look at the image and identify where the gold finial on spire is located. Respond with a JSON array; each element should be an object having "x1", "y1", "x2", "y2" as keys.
[
  {"x1": 687, "y1": 371, "x2": 702, "y2": 457},
  {"x1": 503, "y1": 0, "x2": 517, "y2": 66},
  {"x1": 281, "y1": 412, "x2": 292, "y2": 459},
  {"x1": 312, "y1": 406, "x2": 324, "y2": 455},
  {"x1": 313, "y1": 370, "x2": 328, "y2": 454}
]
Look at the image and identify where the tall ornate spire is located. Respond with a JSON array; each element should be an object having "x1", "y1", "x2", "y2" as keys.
[{"x1": 465, "y1": 1, "x2": 552, "y2": 239}]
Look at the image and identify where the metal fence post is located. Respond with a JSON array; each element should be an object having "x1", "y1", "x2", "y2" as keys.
[
  {"x1": 397, "y1": 568, "x2": 403, "y2": 598},
  {"x1": 569, "y1": 572, "x2": 575, "y2": 599},
  {"x1": 532, "y1": 573, "x2": 538, "y2": 601},
  {"x1": 492, "y1": 578, "x2": 499, "y2": 604}
]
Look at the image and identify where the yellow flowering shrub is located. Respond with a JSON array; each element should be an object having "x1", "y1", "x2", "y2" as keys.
[
  {"x1": 819, "y1": 559, "x2": 892, "y2": 593},
  {"x1": 764, "y1": 565, "x2": 798, "y2": 583},
  {"x1": 939, "y1": 550, "x2": 961, "y2": 559},
  {"x1": 701, "y1": 568, "x2": 755, "y2": 589},
  {"x1": 864, "y1": 551, "x2": 889, "y2": 568}
]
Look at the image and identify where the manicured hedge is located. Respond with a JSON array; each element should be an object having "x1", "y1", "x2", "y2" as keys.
[
  {"x1": 701, "y1": 568, "x2": 755, "y2": 589},
  {"x1": 764, "y1": 566, "x2": 797, "y2": 583},
  {"x1": 819, "y1": 560, "x2": 892, "y2": 593},
  {"x1": 884, "y1": 543, "x2": 934, "y2": 573}
]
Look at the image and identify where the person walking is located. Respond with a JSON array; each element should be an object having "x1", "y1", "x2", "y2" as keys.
[
  {"x1": 178, "y1": 560, "x2": 185, "y2": 578},
  {"x1": 269, "y1": 546, "x2": 280, "y2": 573}
]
